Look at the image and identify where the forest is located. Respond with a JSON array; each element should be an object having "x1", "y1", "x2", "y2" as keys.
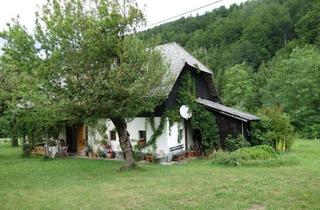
[{"x1": 140, "y1": 0, "x2": 320, "y2": 138}]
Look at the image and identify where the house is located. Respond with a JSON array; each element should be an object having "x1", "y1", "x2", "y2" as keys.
[{"x1": 58, "y1": 42, "x2": 259, "y2": 156}]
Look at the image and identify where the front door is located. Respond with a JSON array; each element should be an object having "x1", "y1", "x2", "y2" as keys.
[
  {"x1": 66, "y1": 124, "x2": 86, "y2": 153},
  {"x1": 192, "y1": 129, "x2": 203, "y2": 156},
  {"x1": 66, "y1": 126, "x2": 77, "y2": 152},
  {"x1": 76, "y1": 124, "x2": 86, "y2": 153}
]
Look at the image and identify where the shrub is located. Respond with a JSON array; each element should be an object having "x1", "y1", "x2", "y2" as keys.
[
  {"x1": 251, "y1": 107, "x2": 295, "y2": 152},
  {"x1": 306, "y1": 123, "x2": 320, "y2": 140},
  {"x1": 225, "y1": 135, "x2": 251, "y2": 151},
  {"x1": 212, "y1": 150, "x2": 230, "y2": 165},
  {"x1": 22, "y1": 143, "x2": 33, "y2": 157},
  {"x1": 212, "y1": 145, "x2": 281, "y2": 166},
  {"x1": 233, "y1": 145, "x2": 277, "y2": 160},
  {"x1": 191, "y1": 104, "x2": 220, "y2": 153}
]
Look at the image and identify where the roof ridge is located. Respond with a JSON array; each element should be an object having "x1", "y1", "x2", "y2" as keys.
[
  {"x1": 172, "y1": 42, "x2": 186, "y2": 63},
  {"x1": 170, "y1": 42, "x2": 212, "y2": 74}
]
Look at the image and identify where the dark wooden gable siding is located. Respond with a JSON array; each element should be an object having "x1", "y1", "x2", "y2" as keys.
[
  {"x1": 151, "y1": 63, "x2": 253, "y2": 147},
  {"x1": 165, "y1": 65, "x2": 218, "y2": 108},
  {"x1": 153, "y1": 65, "x2": 218, "y2": 116},
  {"x1": 213, "y1": 111, "x2": 250, "y2": 148},
  {"x1": 193, "y1": 71, "x2": 217, "y2": 101},
  {"x1": 184, "y1": 63, "x2": 218, "y2": 102}
]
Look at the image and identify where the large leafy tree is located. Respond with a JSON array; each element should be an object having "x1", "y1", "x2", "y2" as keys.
[
  {"x1": 35, "y1": 0, "x2": 169, "y2": 169},
  {"x1": 261, "y1": 46, "x2": 320, "y2": 136},
  {"x1": 252, "y1": 106, "x2": 295, "y2": 152},
  {"x1": 295, "y1": 3, "x2": 320, "y2": 46},
  {"x1": 0, "y1": 21, "x2": 39, "y2": 147},
  {"x1": 0, "y1": 20, "x2": 69, "y2": 153},
  {"x1": 221, "y1": 63, "x2": 255, "y2": 111}
]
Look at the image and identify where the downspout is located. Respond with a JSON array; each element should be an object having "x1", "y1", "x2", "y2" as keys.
[
  {"x1": 184, "y1": 120, "x2": 188, "y2": 150},
  {"x1": 241, "y1": 121, "x2": 244, "y2": 136}
]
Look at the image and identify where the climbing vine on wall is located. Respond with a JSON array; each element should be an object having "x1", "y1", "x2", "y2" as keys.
[
  {"x1": 139, "y1": 116, "x2": 166, "y2": 150},
  {"x1": 139, "y1": 70, "x2": 220, "y2": 154},
  {"x1": 176, "y1": 71, "x2": 220, "y2": 153},
  {"x1": 191, "y1": 105, "x2": 220, "y2": 153},
  {"x1": 177, "y1": 123, "x2": 183, "y2": 143},
  {"x1": 85, "y1": 118, "x2": 108, "y2": 146}
]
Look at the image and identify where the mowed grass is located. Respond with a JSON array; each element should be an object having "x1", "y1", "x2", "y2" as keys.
[{"x1": 0, "y1": 140, "x2": 319, "y2": 210}]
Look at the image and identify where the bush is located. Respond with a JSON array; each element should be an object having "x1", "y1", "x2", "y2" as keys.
[
  {"x1": 251, "y1": 107, "x2": 295, "y2": 152},
  {"x1": 191, "y1": 104, "x2": 220, "y2": 154},
  {"x1": 212, "y1": 150, "x2": 230, "y2": 165},
  {"x1": 234, "y1": 145, "x2": 277, "y2": 160},
  {"x1": 212, "y1": 145, "x2": 283, "y2": 166},
  {"x1": 304, "y1": 123, "x2": 320, "y2": 140},
  {"x1": 225, "y1": 135, "x2": 251, "y2": 151},
  {"x1": 22, "y1": 143, "x2": 33, "y2": 157}
]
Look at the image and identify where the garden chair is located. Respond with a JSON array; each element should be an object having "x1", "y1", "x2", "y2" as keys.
[{"x1": 60, "y1": 146, "x2": 68, "y2": 157}]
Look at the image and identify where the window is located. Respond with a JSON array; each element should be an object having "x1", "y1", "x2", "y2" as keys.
[
  {"x1": 178, "y1": 128, "x2": 183, "y2": 144},
  {"x1": 139, "y1": 130, "x2": 146, "y2": 141},
  {"x1": 110, "y1": 131, "x2": 117, "y2": 141}
]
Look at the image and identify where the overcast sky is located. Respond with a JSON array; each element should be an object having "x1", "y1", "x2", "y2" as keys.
[{"x1": 0, "y1": 0, "x2": 247, "y2": 33}]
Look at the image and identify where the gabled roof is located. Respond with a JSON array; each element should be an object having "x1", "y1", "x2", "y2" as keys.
[
  {"x1": 156, "y1": 43, "x2": 212, "y2": 94},
  {"x1": 156, "y1": 42, "x2": 212, "y2": 75},
  {"x1": 196, "y1": 98, "x2": 260, "y2": 122},
  {"x1": 154, "y1": 43, "x2": 258, "y2": 122}
]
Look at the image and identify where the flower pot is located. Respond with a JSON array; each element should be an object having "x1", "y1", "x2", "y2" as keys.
[
  {"x1": 106, "y1": 152, "x2": 113, "y2": 159},
  {"x1": 138, "y1": 139, "x2": 146, "y2": 147},
  {"x1": 145, "y1": 154, "x2": 153, "y2": 162},
  {"x1": 88, "y1": 152, "x2": 93, "y2": 157},
  {"x1": 190, "y1": 151, "x2": 195, "y2": 157}
]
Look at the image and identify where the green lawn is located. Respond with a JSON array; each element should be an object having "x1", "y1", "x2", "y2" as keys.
[{"x1": 0, "y1": 140, "x2": 319, "y2": 210}]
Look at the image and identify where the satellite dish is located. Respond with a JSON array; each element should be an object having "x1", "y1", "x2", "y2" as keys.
[{"x1": 179, "y1": 105, "x2": 192, "y2": 119}]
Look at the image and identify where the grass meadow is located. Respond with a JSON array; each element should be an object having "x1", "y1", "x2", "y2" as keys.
[{"x1": 0, "y1": 139, "x2": 319, "y2": 210}]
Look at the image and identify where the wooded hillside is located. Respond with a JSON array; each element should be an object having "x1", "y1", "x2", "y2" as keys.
[{"x1": 140, "y1": 0, "x2": 320, "y2": 137}]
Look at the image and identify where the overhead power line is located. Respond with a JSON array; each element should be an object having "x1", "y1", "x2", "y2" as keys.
[{"x1": 142, "y1": 0, "x2": 224, "y2": 30}]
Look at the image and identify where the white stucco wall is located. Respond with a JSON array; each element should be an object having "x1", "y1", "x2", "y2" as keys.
[
  {"x1": 186, "y1": 121, "x2": 194, "y2": 150},
  {"x1": 57, "y1": 117, "x2": 196, "y2": 156},
  {"x1": 58, "y1": 126, "x2": 66, "y2": 141},
  {"x1": 87, "y1": 117, "x2": 187, "y2": 155},
  {"x1": 167, "y1": 122, "x2": 185, "y2": 150}
]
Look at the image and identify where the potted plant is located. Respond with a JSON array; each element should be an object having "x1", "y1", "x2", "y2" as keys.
[
  {"x1": 99, "y1": 139, "x2": 108, "y2": 147},
  {"x1": 138, "y1": 138, "x2": 146, "y2": 147},
  {"x1": 94, "y1": 147, "x2": 101, "y2": 159},
  {"x1": 184, "y1": 151, "x2": 191, "y2": 158},
  {"x1": 87, "y1": 145, "x2": 93, "y2": 157},
  {"x1": 145, "y1": 153, "x2": 153, "y2": 162},
  {"x1": 80, "y1": 147, "x2": 87, "y2": 157},
  {"x1": 106, "y1": 148, "x2": 113, "y2": 159},
  {"x1": 188, "y1": 146, "x2": 196, "y2": 158}
]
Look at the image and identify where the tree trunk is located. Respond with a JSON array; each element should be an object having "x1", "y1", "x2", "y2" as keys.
[
  {"x1": 11, "y1": 135, "x2": 18, "y2": 147},
  {"x1": 11, "y1": 117, "x2": 18, "y2": 147},
  {"x1": 45, "y1": 133, "x2": 49, "y2": 158},
  {"x1": 111, "y1": 117, "x2": 135, "y2": 170}
]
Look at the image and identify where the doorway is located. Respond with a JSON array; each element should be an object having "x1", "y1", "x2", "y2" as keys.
[
  {"x1": 192, "y1": 129, "x2": 203, "y2": 155},
  {"x1": 66, "y1": 124, "x2": 86, "y2": 153}
]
